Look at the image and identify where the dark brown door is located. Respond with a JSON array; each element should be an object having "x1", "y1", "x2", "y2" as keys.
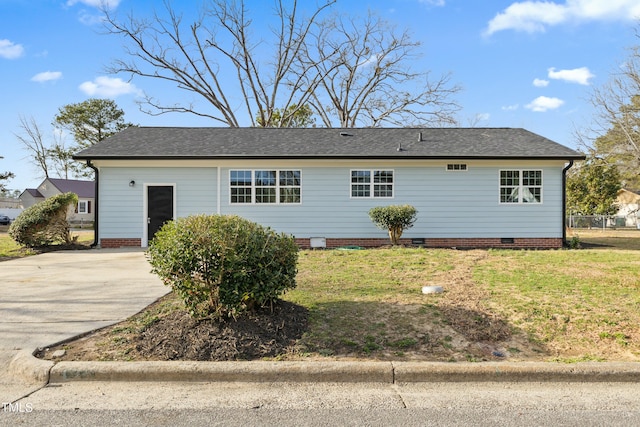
[{"x1": 147, "y1": 185, "x2": 173, "y2": 243}]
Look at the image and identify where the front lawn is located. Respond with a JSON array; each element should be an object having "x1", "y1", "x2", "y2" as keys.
[{"x1": 39, "y1": 229, "x2": 640, "y2": 363}]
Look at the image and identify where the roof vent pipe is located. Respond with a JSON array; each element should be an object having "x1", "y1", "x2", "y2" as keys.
[{"x1": 418, "y1": 131, "x2": 423, "y2": 142}]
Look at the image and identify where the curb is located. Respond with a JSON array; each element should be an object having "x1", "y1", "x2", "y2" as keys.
[
  {"x1": 11, "y1": 352, "x2": 640, "y2": 384},
  {"x1": 9, "y1": 350, "x2": 54, "y2": 384},
  {"x1": 49, "y1": 360, "x2": 393, "y2": 383}
]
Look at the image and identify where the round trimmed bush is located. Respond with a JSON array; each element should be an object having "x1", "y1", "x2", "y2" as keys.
[
  {"x1": 9, "y1": 192, "x2": 78, "y2": 248},
  {"x1": 368, "y1": 204, "x2": 417, "y2": 245},
  {"x1": 147, "y1": 214, "x2": 299, "y2": 319}
]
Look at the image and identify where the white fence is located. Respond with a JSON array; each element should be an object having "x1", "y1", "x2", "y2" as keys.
[{"x1": 567, "y1": 214, "x2": 639, "y2": 230}]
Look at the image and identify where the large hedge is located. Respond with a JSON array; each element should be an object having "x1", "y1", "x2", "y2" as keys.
[
  {"x1": 9, "y1": 192, "x2": 78, "y2": 248},
  {"x1": 147, "y1": 214, "x2": 299, "y2": 319}
]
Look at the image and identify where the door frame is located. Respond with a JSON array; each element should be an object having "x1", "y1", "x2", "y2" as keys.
[{"x1": 142, "y1": 183, "x2": 177, "y2": 247}]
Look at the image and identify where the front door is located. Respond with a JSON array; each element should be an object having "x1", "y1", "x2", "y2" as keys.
[{"x1": 147, "y1": 185, "x2": 174, "y2": 243}]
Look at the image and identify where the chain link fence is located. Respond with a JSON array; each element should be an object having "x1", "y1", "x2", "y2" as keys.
[{"x1": 567, "y1": 214, "x2": 639, "y2": 230}]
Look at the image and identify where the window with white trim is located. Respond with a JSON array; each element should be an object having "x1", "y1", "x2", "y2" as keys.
[
  {"x1": 351, "y1": 170, "x2": 394, "y2": 198},
  {"x1": 446, "y1": 163, "x2": 467, "y2": 171},
  {"x1": 76, "y1": 200, "x2": 91, "y2": 214},
  {"x1": 230, "y1": 170, "x2": 301, "y2": 204},
  {"x1": 500, "y1": 170, "x2": 542, "y2": 203},
  {"x1": 230, "y1": 170, "x2": 252, "y2": 203}
]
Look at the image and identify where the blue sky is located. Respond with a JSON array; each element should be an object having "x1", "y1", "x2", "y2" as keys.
[{"x1": 1, "y1": 0, "x2": 639, "y2": 192}]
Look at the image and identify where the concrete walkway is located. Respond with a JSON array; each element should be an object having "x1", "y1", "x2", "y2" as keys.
[{"x1": 0, "y1": 249, "x2": 168, "y2": 403}]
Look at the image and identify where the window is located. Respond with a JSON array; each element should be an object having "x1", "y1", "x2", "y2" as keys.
[
  {"x1": 76, "y1": 200, "x2": 91, "y2": 214},
  {"x1": 500, "y1": 170, "x2": 542, "y2": 203},
  {"x1": 351, "y1": 170, "x2": 394, "y2": 198},
  {"x1": 230, "y1": 170, "x2": 252, "y2": 204},
  {"x1": 230, "y1": 170, "x2": 301, "y2": 204},
  {"x1": 446, "y1": 164, "x2": 467, "y2": 171},
  {"x1": 255, "y1": 170, "x2": 277, "y2": 203},
  {"x1": 279, "y1": 170, "x2": 301, "y2": 203}
]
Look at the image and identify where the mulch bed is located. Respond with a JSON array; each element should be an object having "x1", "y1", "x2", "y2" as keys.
[{"x1": 135, "y1": 301, "x2": 309, "y2": 361}]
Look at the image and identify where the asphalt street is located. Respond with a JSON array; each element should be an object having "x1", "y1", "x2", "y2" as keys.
[{"x1": 2, "y1": 381, "x2": 640, "y2": 426}]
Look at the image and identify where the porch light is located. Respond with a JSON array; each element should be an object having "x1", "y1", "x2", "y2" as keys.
[{"x1": 129, "y1": 180, "x2": 135, "y2": 187}]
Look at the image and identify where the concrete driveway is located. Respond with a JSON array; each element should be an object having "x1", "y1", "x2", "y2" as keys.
[{"x1": 0, "y1": 248, "x2": 168, "y2": 402}]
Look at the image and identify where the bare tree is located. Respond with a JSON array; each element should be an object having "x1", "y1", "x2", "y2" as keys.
[
  {"x1": 300, "y1": 11, "x2": 460, "y2": 127},
  {"x1": 103, "y1": 1, "x2": 460, "y2": 128},
  {"x1": 104, "y1": 0, "x2": 334, "y2": 127},
  {"x1": 48, "y1": 132, "x2": 74, "y2": 180},
  {"x1": 15, "y1": 116, "x2": 51, "y2": 179},
  {"x1": 578, "y1": 26, "x2": 640, "y2": 187}
]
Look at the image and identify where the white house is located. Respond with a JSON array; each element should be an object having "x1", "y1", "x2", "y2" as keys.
[
  {"x1": 20, "y1": 178, "x2": 95, "y2": 224},
  {"x1": 73, "y1": 127, "x2": 585, "y2": 249},
  {"x1": 616, "y1": 188, "x2": 640, "y2": 227}
]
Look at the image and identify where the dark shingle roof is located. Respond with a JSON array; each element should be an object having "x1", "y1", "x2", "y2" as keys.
[
  {"x1": 23, "y1": 188, "x2": 44, "y2": 198},
  {"x1": 48, "y1": 178, "x2": 95, "y2": 198},
  {"x1": 74, "y1": 127, "x2": 585, "y2": 161}
]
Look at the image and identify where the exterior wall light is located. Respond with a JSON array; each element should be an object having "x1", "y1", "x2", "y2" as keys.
[{"x1": 129, "y1": 180, "x2": 135, "y2": 187}]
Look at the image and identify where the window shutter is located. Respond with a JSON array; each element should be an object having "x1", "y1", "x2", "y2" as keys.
[
  {"x1": 87, "y1": 201, "x2": 91, "y2": 214},
  {"x1": 75, "y1": 203, "x2": 78, "y2": 213}
]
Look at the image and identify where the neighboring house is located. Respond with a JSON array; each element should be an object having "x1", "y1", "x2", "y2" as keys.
[
  {"x1": 73, "y1": 127, "x2": 585, "y2": 249},
  {"x1": 616, "y1": 188, "x2": 640, "y2": 227},
  {"x1": 20, "y1": 178, "x2": 95, "y2": 224}
]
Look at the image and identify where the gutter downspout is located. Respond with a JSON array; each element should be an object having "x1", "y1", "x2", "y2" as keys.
[
  {"x1": 562, "y1": 160, "x2": 574, "y2": 247},
  {"x1": 87, "y1": 160, "x2": 99, "y2": 248}
]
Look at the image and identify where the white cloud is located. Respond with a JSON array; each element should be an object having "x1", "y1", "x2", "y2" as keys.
[
  {"x1": 79, "y1": 76, "x2": 141, "y2": 97},
  {"x1": 485, "y1": 0, "x2": 640, "y2": 35},
  {"x1": 31, "y1": 71, "x2": 63, "y2": 83},
  {"x1": 502, "y1": 104, "x2": 519, "y2": 111},
  {"x1": 66, "y1": 0, "x2": 120, "y2": 8},
  {"x1": 419, "y1": 0, "x2": 445, "y2": 6},
  {"x1": 533, "y1": 78, "x2": 549, "y2": 87},
  {"x1": 0, "y1": 39, "x2": 25, "y2": 59},
  {"x1": 525, "y1": 96, "x2": 564, "y2": 112},
  {"x1": 548, "y1": 66, "x2": 594, "y2": 85}
]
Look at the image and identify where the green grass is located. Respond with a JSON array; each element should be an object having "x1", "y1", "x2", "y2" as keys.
[
  {"x1": 282, "y1": 235, "x2": 640, "y2": 361},
  {"x1": 473, "y1": 248, "x2": 640, "y2": 359},
  {"x1": 288, "y1": 247, "x2": 454, "y2": 306},
  {"x1": 0, "y1": 230, "x2": 94, "y2": 259},
  {"x1": 0, "y1": 232, "x2": 34, "y2": 258}
]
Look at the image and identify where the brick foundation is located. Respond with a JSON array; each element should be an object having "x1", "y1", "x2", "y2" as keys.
[
  {"x1": 100, "y1": 236, "x2": 563, "y2": 250},
  {"x1": 100, "y1": 238, "x2": 142, "y2": 248},
  {"x1": 295, "y1": 237, "x2": 563, "y2": 250}
]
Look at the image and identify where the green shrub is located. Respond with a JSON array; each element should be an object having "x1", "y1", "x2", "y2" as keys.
[
  {"x1": 9, "y1": 192, "x2": 78, "y2": 248},
  {"x1": 368, "y1": 205, "x2": 418, "y2": 245},
  {"x1": 147, "y1": 214, "x2": 299, "y2": 319}
]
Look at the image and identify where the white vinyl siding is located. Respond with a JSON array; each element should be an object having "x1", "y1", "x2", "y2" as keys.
[
  {"x1": 97, "y1": 167, "x2": 217, "y2": 242},
  {"x1": 95, "y1": 160, "x2": 565, "y2": 244}
]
